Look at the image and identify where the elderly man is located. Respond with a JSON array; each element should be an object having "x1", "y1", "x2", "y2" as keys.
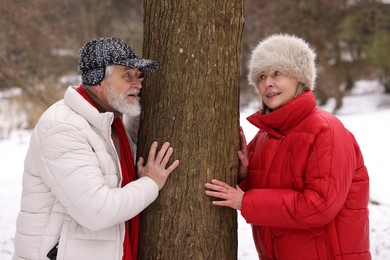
[{"x1": 13, "y1": 37, "x2": 179, "y2": 260}]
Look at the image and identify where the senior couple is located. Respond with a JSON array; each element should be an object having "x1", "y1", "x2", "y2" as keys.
[{"x1": 13, "y1": 35, "x2": 371, "y2": 259}]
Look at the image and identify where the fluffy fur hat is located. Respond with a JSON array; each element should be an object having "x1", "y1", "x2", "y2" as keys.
[{"x1": 248, "y1": 33, "x2": 317, "y2": 90}]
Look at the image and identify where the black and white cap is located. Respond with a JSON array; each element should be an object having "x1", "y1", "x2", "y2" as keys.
[{"x1": 78, "y1": 37, "x2": 159, "y2": 85}]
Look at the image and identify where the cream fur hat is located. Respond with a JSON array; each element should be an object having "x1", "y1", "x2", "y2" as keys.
[{"x1": 248, "y1": 33, "x2": 317, "y2": 90}]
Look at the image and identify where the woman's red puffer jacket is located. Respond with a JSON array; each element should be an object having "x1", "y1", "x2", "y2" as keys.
[{"x1": 240, "y1": 91, "x2": 371, "y2": 260}]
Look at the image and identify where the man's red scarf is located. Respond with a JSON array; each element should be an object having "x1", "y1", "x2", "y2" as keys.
[{"x1": 76, "y1": 86, "x2": 139, "y2": 260}]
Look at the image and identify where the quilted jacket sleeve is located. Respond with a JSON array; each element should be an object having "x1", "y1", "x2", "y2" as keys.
[{"x1": 38, "y1": 123, "x2": 158, "y2": 231}]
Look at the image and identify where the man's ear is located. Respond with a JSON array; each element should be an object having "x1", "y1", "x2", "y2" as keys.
[
  {"x1": 87, "y1": 82, "x2": 104, "y2": 97},
  {"x1": 93, "y1": 82, "x2": 104, "y2": 92}
]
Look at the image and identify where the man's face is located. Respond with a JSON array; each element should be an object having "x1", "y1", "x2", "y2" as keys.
[{"x1": 101, "y1": 65, "x2": 143, "y2": 117}]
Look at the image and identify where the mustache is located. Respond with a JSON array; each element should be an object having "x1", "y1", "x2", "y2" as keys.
[{"x1": 127, "y1": 88, "x2": 140, "y2": 96}]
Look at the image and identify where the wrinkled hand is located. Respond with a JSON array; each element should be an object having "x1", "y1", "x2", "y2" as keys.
[
  {"x1": 205, "y1": 179, "x2": 244, "y2": 210},
  {"x1": 237, "y1": 126, "x2": 249, "y2": 182},
  {"x1": 137, "y1": 141, "x2": 180, "y2": 190}
]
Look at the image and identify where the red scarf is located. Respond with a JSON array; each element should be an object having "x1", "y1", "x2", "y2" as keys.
[{"x1": 76, "y1": 86, "x2": 139, "y2": 260}]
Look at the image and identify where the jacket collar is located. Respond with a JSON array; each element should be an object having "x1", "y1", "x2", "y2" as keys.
[
  {"x1": 63, "y1": 86, "x2": 114, "y2": 134},
  {"x1": 247, "y1": 91, "x2": 317, "y2": 139}
]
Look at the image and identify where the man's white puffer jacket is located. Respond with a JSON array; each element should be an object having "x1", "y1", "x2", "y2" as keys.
[{"x1": 13, "y1": 86, "x2": 159, "y2": 260}]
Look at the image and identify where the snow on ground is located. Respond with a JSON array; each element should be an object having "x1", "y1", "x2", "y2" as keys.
[{"x1": 1, "y1": 81, "x2": 390, "y2": 259}]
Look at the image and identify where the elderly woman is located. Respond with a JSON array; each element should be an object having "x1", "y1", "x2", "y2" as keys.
[{"x1": 205, "y1": 34, "x2": 371, "y2": 259}]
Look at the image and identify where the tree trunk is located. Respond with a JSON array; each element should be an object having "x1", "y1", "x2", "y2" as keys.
[{"x1": 137, "y1": 1, "x2": 244, "y2": 259}]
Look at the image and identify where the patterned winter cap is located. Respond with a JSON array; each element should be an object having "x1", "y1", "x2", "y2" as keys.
[{"x1": 78, "y1": 37, "x2": 159, "y2": 85}]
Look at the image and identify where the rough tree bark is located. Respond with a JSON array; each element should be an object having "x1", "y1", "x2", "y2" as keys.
[{"x1": 137, "y1": 1, "x2": 244, "y2": 259}]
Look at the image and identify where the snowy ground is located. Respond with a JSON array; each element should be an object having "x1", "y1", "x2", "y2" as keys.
[{"x1": 1, "y1": 81, "x2": 390, "y2": 259}]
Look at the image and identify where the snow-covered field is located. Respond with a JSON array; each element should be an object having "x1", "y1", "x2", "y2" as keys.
[{"x1": 1, "y1": 81, "x2": 390, "y2": 259}]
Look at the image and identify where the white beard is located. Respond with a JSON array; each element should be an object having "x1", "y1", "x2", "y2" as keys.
[{"x1": 106, "y1": 83, "x2": 141, "y2": 117}]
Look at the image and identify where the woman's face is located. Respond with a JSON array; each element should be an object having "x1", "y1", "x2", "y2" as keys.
[{"x1": 256, "y1": 70, "x2": 300, "y2": 111}]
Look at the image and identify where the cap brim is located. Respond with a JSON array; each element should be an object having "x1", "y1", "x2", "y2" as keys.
[{"x1": 117, "y1": 58, "x2": 159, "y2": 73}]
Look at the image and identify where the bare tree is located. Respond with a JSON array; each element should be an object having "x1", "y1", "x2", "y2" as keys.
[
  {"x1": 241, "y1": 0, "x2": 390, "y2": 112},
  {"x1": 137, "y1": 1, "x2": 244, "y2": 259},
  {"x1": 0, "y1": 0, "x2": 144, "y2": 130}
]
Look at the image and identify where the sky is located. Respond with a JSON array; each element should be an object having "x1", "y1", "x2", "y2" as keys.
[{"x1": 1, "y1": 80, "x2": 390, "y2": 259}]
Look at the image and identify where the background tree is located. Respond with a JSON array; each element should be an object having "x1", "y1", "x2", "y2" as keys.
[
  {"x1": 0, "y1": 0, "x2": 143, "y2": 131},
  {"x1": 241, "y1": 0, "x2": 390, "y2": 112},
  {"x1": 137, "y1": 1, "x2": 244, "y2": 259},
  {"x1": 1, "y1": 0, "x2": 389, "y2": 132}
]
